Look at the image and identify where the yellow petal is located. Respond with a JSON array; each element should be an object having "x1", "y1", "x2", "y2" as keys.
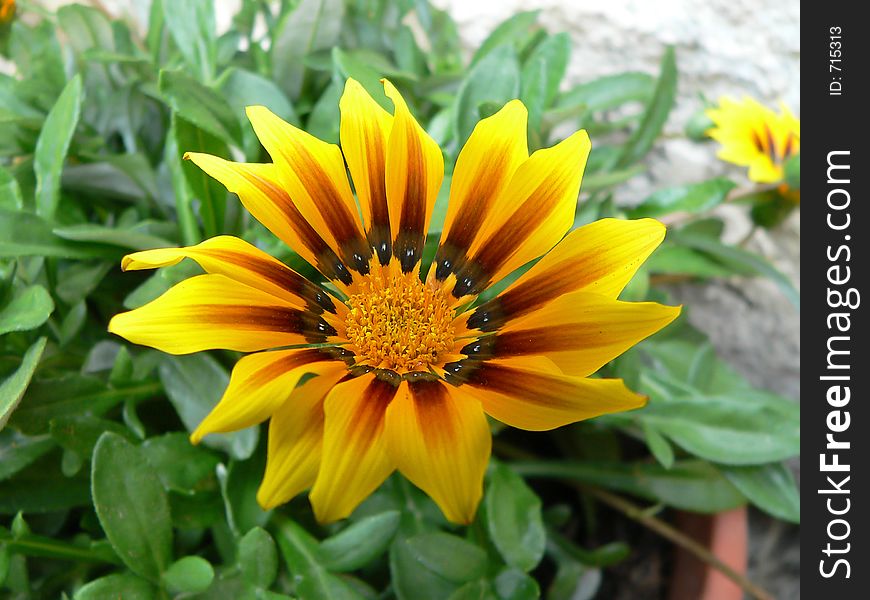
[
  {"x1": 122, "y1": 235, "x2": 337, "y2": 313},
  {"x1": 340, "y1": 78, "x2": 394, "y2": 265},
  {"x1": 257, "y1": 369, "x2": 346, "y2": 509},
  {"x1": 309, "y1": 374, "x2": 398, "y2": 522},
  {"x1": 385, "y1": 380, "x2": 490, "y2": 524},
  {"x1": 455, "y1": 356, "x2": 646, "y2": 431},
  {"x1": 108, "y1": 274, "x2": 333, "y2": 354},
  {"x1": 454, "y1": 130, "x2": 590, "y2": 297},
  {"x1": 469, "y1": 291, "x2": 680, "y2": 376},
  {"x1": 432, "y1": 100, "x2": 528, "y2": 281},
  {"x1": 191, "y1": 350, "x2": 345, "y2": 443},
  {"x1": 245, "y1": 106, "x2": 371, "y2": 274},
  {"x1": 184, "y1": 153, "x2": 352, "y2": 286},
  {"x1": 458, "y1": 218, "x2": 668, "y2": 334},
  {"x1": 383, "y1": 79, "x2": 444, "y2": 272}
]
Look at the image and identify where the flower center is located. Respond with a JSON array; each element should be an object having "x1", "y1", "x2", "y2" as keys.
[{"x1": 344, "y1": 269, "x2": 455, "y2": 373}]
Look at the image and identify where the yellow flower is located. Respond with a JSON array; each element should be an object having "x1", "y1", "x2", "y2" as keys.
[
  {"x1": 109, "y1": 79, "x2": 679, "y2": 525},
  {"x1": 706, "y1": 97, "x2": 800, "y2": 184},
  {"x1": 0, "y1": 0, "x2": 15, "y2": 24}
]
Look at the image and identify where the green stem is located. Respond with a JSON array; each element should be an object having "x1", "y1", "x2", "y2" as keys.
[{"x1": 0, "y1": 532, "x2": 121, "y2": 565}]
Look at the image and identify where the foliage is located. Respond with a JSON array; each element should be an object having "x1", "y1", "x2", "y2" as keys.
[{"x1": 0, "y1": 1, "x2": 799, "y2": 598}]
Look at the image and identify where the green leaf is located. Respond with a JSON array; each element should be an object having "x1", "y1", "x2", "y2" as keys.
[
  {"x1": 162, "y1": 556, "x2": 215, "y2": 594},
  {"x1": 10, "y1": 375, "x2": 160, "y2": 435},
  {"x1": 91, "y1": 432, "x2": 173, "y2": 582},
  {"x1": 158, "y1": 354, "x2": 258, "y2": 460},
  {"x1": 641, "y1": 392, "x2": 799, "y2": 465},
  {"x1": 52, "y1": 223, "x2": 174, "y2": 251},
  {"x1": 390, "y1": 535, "x2": 458, "y2": 600},
  {"x1": 785, "y1": 153, "x2": 800, "y2": 189},
  {"x1": 306, "y1": 81, "x2": 342, "y2": 144},
  {"x1": 447, "y1": 580, "x2": 494, "y2": 600},
  {"x1": 0, "y1": 338, "x2": 47, "y2": 431},
  {"x1": 749, "y1": 189, "x2": 797, "y2": 228},
  {"x1": 628, "y1": 178, "x2": 735, "y2": 218},
  {"x1": 485, "y1": 464, "x2": 546, "y2": 572},
  {"x1": 272, "y1": 0, "x2": 345, "y2": 99},
  {"x1": 549, "y1": 560, "x2": 601, "y2": 600},
  {"x1": 641, "y1": 422, "x2": 674, "y2": 469},
  {"x1": 580, "y1": 165, "x2": 645, "y2": 193},
  {"x1": 0, "y1": 210, "x2": 120, "y2": 260},
  {"x1": 332, "y1": 47, "x2": 391, "y2": 110},
  {"x1": 74, "y1": 573, "x2": 155, "y2": 599},
  {"x1": 0, "y1": 431, "x2": 54, "y2": 481},
  {"x1": 685, "y1": 107, "x2": 715, "y2": 141},
  {"x1": 61, "y1": 155, "x2": 159, "y2": 203},
  {"x1": 274, "y1": 517, "x2": 363, "y2": 600},
  {"x1": 645, "y1": 244, "x2": 741, "y2": 278},
  {"x1": 320, "y1": 510, "x2": 400, "y2": 572},
  {"x1": 722, "y1": 463, "x2": 800, "y2": 523},
  {"x1": 174, "y1": 114, "x2": 229, "y2": 237},
  {"x1": 238, "y1": 527, "x2": 278, "y2": 590},
  {"x1": 0, "y1": 457, "x2": 91, "y2": 514},
  {"x1": 556, "y1": 72, "x2": 654, "y2": 113},
  {"x1": 159, "y1": 69, "x2": 242, "y2": 147},
  {"x1": 34, "y1": 75, "x2": 83, "y2": 220},
  {"x1": 49, "y1": 415, "x2": 133, "y2": 467},
  {"x1": 615, "y1": 47, "x2": 676, "y2": 168},
  {"x1": 513, "y1": 460, "x2": 745, "y2": 513},
  {"x1": 493, "y1": 567, "x2": 540, "y2": 600},
  {"x1": 0, "y1": 285, "x2": 53, "y2": 336},
  {"x1": 667, "y1": 230, "x2": 800, "y2": 308},
  {"x1": 0, "y1": 166, "x2": 23, "y2": 210},
  {"x1": 216, "y1": 454, "x2": 271, "y2": 536},
  {"x1": 57, "y1": 4, "x2": 114, "y2": 56},
  {"x1": 216, "y1": 67, "x2": 298, "y2": 156},
  {"x1": 522, "y1": 32, "x2": 570, "y2": 107},
  {"x1": 520, "y1": 55, "x2": 547, "y2": 136},
  {"x1": 141, "y1": 432, "x2": 220, "y2": 494},
  {"x1": 406, "y1": 532, "x2": 488, "y2": 584},
  {"x1": 453, "y1": 45, "x2": 521, "y2": 147},
  {"x1": 470, "y1": 11, "x2": 539, "y2": 67},
  {"x1": 161, "y1": 0, "x2": 216, "y2": 81}
]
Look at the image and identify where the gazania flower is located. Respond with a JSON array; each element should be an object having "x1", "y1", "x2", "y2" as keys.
[
  {"x1": 109, "y1": 78, "x2": 679, "y2": 524},
  {"x1": 0, "y1": 0, "x2": 15, "y2": 25},
  {"x1": 705, "y1": 96, "x2": 800, "y2": 184}
]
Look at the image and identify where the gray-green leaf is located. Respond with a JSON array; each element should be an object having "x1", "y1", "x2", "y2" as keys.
[
  {"x1": 91, "y1": 432, "x2": 173, "y2": 581},
  {"x1": 0, "y1": 338, "x2": 47, "y2": 431},
  {"x1": 34, "y1": 75, "x2": 83, "y2": 220},
  {"x1": 485, "y1": 464, "x2": 546, "y2": 572}
]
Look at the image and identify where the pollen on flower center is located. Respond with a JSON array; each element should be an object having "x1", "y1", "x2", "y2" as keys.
[{"x1": 344, "y1": 269, "x2": 455, "y2": 373}]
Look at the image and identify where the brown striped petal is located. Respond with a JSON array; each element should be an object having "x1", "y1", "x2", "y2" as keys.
[
  {"x1": 257, "y1": 370, "x2": 346, "y2": 509},
  {"x1": 385, "y1": 379, "x2": 490, "y2": 524},
  {"x1": 108, "y1": 274, "x2": 336, "y2": 354},
  {"x1": 451, "y1": 130, "x2": 590, "y2": 298},
  {"x1": 340, "y1": 78, "x2": 393, "y2": 265},
  {"x1": 444, "y1": 356, "x2": 646, "y2": 431},
  {"x1": 122, "y1": 235, "x2": 337, "y2": 314},
  {"x1": 185, "y1": 153, "x2": 355, "y2": 286},
  {"x1": 383, "y1": 80, "x2": 444, "y2": 272},
  {"x1": 192, "y1": 350, "x2": 346, "y2": 442},
  {"x1": 245, "y1": 106, "x2": 373, "y2": 275},
  {"x1": 460, "y1": 291, "x2": 680, "y2": 377},
  {"x1": 432, "y1": 100, "x2": 528, "y2": 281},
  {"x1": 462, "y1": 218, "x2": 667, "y2": 332},
  {"x1": 309, "y1": 373, "x2": 399, "y2": 522}
]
